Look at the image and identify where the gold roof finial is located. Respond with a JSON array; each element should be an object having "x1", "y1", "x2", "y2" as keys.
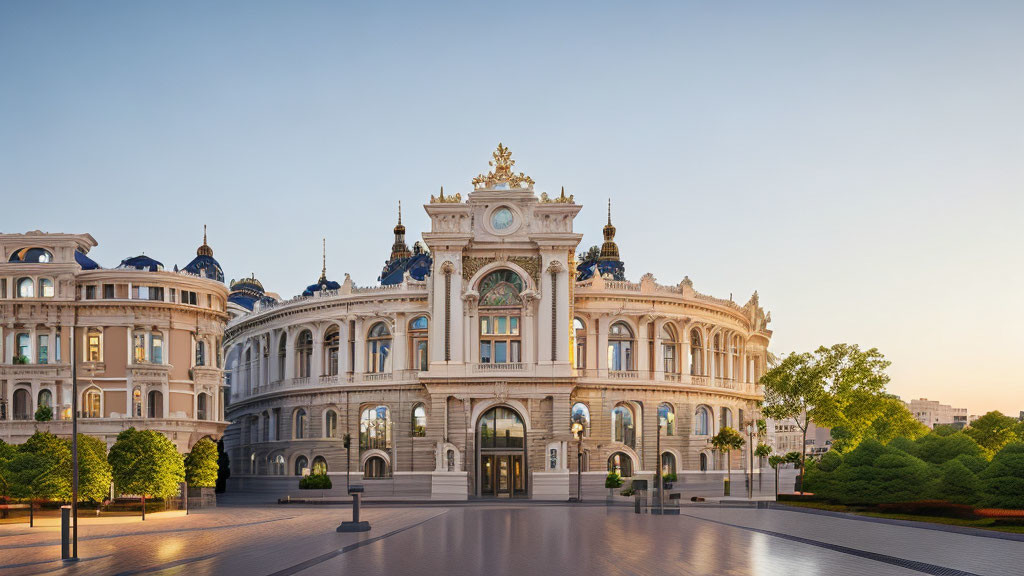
[
  {"x1": 197, "y1": 224, "x2": 214, "y2": 257},
  {"x1": 431, "y1": 185, "x2": 462, "y2": 203},
  {"x1": 398, "y1": 200, "x2": 402, "y2": 225},
  {"x1": 600, "y1": 198, "x2": 619, "y2": 261},
  {"x1": 472, "y1": 143, "x2": 535, "y2": 190},
  {"x1": 539, "y1": 186, "x2": 575, "y2": 204},
  {"x1": 607, "y1": 199, "x2": 612, "y2": 225},
  {"x1": 319, "y1": 238, "x2": 327, "y2": 283},
  {"x1": 390, "y1": 201, "x2": 411, "y2": 261}
]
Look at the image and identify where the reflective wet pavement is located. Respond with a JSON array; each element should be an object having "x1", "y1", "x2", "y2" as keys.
[{"x1": 1, "y1": 504, "x2": 1020, "y2": 576}]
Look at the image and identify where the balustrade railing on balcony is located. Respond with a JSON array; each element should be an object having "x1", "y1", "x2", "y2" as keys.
[
  {"x1": 609, "y1": 370, "x2": 641, "y2": 379},
  {"x1": 473, "y1": 362, "x2": 527, "y2": 372}
]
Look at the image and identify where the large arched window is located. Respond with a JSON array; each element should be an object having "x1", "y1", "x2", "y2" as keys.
[
  {"x1": 412, "y1": 403, "x2": 427, "y2": 437},
  {"x1": 38, "y1": 389, "x2": 52, "y2": 409},
  {"x1": 611, "y1": 404, "x2": 635, "y2": 448},
  {"x1": 573, "y1": 318, "x2": 587, "y2": 369},
  {"x1": 148, "y1": 390, "x2": 163, "y2": 418},
  {"x1": 694, "y1": 406, "x2": 711, "y2": 435},
  {"x1": 608, "y1": 452, "x2": 633, "y2": 477},
  {"x1": 16, "y1": 277, "x2": 34, "y2": 298},
  {"x1": 277, "y1": 334, "x2": 286, "y2": 381},
  {"x1": 367, "y1": 322, "x2": 392, "y2": 374},
  {"x1": 133, "y1": 331, "x2": 147, "y2": 364},
  {"x1": 196, "y1": 339, "x2": 206, "y2": 367},
  {"x1": 273, "y1": 455, "x2": 286, "y2": 475},
  {"x1": 324, "y1": 409, "x2": 338, "y2": 438},
  {"x1": 294, "y1": 408, "x2": 307, "y2": 439},
  {"x1": 150, "y1": 332, "x2": 164, "y2": 364},
  {"x1": 690, "y1": 329, "x2": 704, "y2": 375},
  {"x1": 312, "y1": 456, "x2": 328, "y2": 475},
  {"x1": 608, "y1": 322, "x2": 634, "y2": 371},
  {"x1": 15, "y1": 333, "x2": 30, "y2": 362},
  {"x1": 658, "y1": 402, "x2": 675, "y2": 436},
  {"x1": 661, "y1": 324, "x2": 678, "y2": 375},
  {"x1": 478, "y1": 270, "x2": 523, "y2": 364},
  {"x1": 38, "y1": 278, "x2": 54, "y2": 298},
  {"x1": 478, "y1": 406, "x2": 525, "y2": 449},
  {"x1": 296, "y1": 330, "x2": 313, "y2": 378},
  {"x1": 720, "y1": 407, "x2": 733, "y2": 430},
  {"x1": 570, "y1": 402, "x2": 590, "y2": 437},
  {"x1": 86, "y1": 328, "x2": 102, "y2": 362},
  {"x1": 294, "y1": 455, "x2": 309, "y2": 476},
  {"x1": 364, "y1": 455, "x2": 388, "y2": 479},
  {"x1": 324, "y1": 327, "x2": 340, "y2": 376},
  {"x1": 713, "y1": 335, "x2": 725, "y2": 378},
  {"x1": 661, "y1": 452, "x2": 677, "y2": 476},
  {"x1": 12, "y1": 388, "x2": 31, "y2": 420},
  {"x1": 360, "y1": 406, "x2": 391, "y2": 450},
  {"x1": 197, "y1": 393, "x2": 209, "y2": 420},
  {"x1": 84, "y1": 389, "x2": 101, "y2": 418},
  {"x1": 409, "y1": 316, "x2": 429, "y2": 371},
  {"x1": 9, "y1": 247, "x2": 53, "y2": 263}
]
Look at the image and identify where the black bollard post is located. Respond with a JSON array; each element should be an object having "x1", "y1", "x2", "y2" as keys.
[
  {"x1": 337, "y1": 485, "x2": 370, "y2": 532},
  {"x1": 61, "y1": 506, "x2": 71, "y2": 560}
]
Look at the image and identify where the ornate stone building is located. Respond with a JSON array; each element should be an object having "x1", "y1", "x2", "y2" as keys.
[
  {"x1": 223, "y1": 145, "x2": 772, "y2": 499},
  {"x1": 0, "y1": 230, "x2": 229, "y2": 451}
]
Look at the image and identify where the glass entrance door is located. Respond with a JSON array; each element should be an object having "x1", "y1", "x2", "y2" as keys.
[{"x1": 481, "y1": 454, "x2": 523, "y2": 498}]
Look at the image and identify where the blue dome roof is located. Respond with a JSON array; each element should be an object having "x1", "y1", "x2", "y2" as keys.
[
  {"x1": 119, "y1": 255, "x2": 163, "y2": 272},
  {"x1": 228, "y1": 275, "x2": 273, "y2": 311},
  {"x1": 379, "y1": 252, "x2": 432, "y2": 285},
  {"x1": 184, "y1": 254, "x2": 224, "y2": 282},
  {"x1": 228, "y1": 292, "x2": 275, "y2": 311},
  {"x1": 75, "y1": 250, "x2": 101, "y2": 270},
  {"x1": 576, "y1": 259, "x2": 625, "y2": 282},
  {"x1": 302, "y1": 277, "x2": 341, "y2": 297}
]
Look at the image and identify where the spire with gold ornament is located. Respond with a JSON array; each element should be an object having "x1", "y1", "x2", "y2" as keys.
[
  {"x1": 390, "y1": 201, "x2": 412, "y2": 261},
  {"x1": 599, "y1": 199, "x2": 620, "y2": 261},
  {"x1": 303, "y1": 238, "x2": 341, "y2": 296},
  {"x1": 183, "y1": 224, "x2": 224, "y2": 282},
  {"x1": 576, "y1": 199, "x2": 626, "y2": 282}
]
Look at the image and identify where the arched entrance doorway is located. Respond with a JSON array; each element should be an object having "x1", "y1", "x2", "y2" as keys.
[{"x1": 477, "y1": 405, "x2": 527, "y2": 498}]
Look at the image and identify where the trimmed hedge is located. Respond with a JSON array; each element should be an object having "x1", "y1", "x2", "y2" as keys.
[{"x1": 299, "y1": 474, "x2": 332, "y2": 490}]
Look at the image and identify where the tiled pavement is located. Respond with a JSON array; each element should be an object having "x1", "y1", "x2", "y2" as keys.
[{"x1": 0, "y1": 504, "x2": 1020, "y2": 576}]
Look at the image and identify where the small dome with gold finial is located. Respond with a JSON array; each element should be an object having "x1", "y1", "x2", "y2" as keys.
[
  {"x1": 302, "y1": 238, "x2": 341, "y2": 296},
  {"x1": 576, "y1": 199, "x2": 626, "y2": 281},
  {"x1": 183, "y1": 224, "x2": 224, "y2": 282}
]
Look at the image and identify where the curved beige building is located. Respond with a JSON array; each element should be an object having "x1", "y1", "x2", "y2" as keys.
[
  {"x1": 223, "y1": 146, "x2": 773, "y2": 499},
  {"x1": 0, "y1": 231, "x2": 229, "y2": 452}
]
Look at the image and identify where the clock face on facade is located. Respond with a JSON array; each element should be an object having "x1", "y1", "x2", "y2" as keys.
[{"x1": 491, "y1": 207, "x2": 514, "y2": 231}]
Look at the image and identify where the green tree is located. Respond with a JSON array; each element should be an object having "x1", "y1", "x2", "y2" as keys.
[
  {"x1": 936, "y1": 458, "x2": 980, "y2": 505},
  {"x1": 77, "y1": 434, "x2": 113, "y2": 503},
  {"x1": 0, "y1": 439, "x2": 16, "y2": 498},
  {"x1": 711, "y1": 426, "x2": 745, "y2": 488},
  {"x1": 11, "y1": 431, "x2": 72, "y2": 501},
  {"x1": 108, "y1": 428, "x2": 184, "y2": 501},
  {"x1": 34, "y1": 404, "x2": 53, "y2": 422},
  {"x1": 965, "y1": 412, "x2": 1020, "y2": 454},
  {"x1": 823, "y1": 438, "x2": 933, "y2": 505},
  {"x1": 760, "y1": 352, "x2": 821, "y2": 490},
  {"x1": 577, "y1": 245, "x2": 601, "y2": 263},
  {"x1": 979, "y1": 442, "x2": 1024, "y2": 509},
  {"x1": 931, "y1": 424, "x2": 961, "y2": 437},
  {"x1": 184, "y1": 438, "x2": 219, "y2": 488},
  {"x1": 915, "y1": 432, "x2": 987, "y2": 465},
  {"x1": 866, "y1": 396, "x2": 928, "y2": 445}
]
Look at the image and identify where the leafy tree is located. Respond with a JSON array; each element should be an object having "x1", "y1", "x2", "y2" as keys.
[
  {"x1": 77, "y1": 434, "x2": 112, "y2": 503},
  {"x1": 966, "y1": 412, "x2": 1020, "y2": 454},
  {"x1": 887, "y1": 436, "x2": 918, "y2": 456},
  {"x1": 979, "y1": 442, "x2": 1024, "y2": 509},
  {"x1": 760, "y1": 352, "x2": 821, "y2": 490},
  {"x1": 866, "y1": 396, "x2": 928, "y2": 445},
  {"x1": 11, "y1": 431, "x2": 72, "y2": 502},
  {"x1": 710, "y1": 427, "x2": 745, "y2": 487},
  {"x1": 754, "y1": 444, "x2": 772, "y2": 467},
  {"x1": 184, "y1": 438, "x2": 219, "y2": 488},
  {"x1": 34, "y1": 404, "x2": 53, "y2": 422},
  {"x1": 915, "y1": 432, "x2": 987, "y2": 465},
  {"x1": 936, "y1": 458, "x2": 980, "y2": 505},
  {"x1": 108, "y1": 428, "x2": 184, "y2": 500},
  {"x1": 932, "y1": 424, "x2": 961, "y2": 437},
  {"x1": 216, "y1": 439, "x2": 231, "y2": 493},
  {"x1": 577, "y1": 245, "x2": 601, "y2": 263},
  {"x1": 0, "y1": 439, "x2": 16, "y2": 498}
]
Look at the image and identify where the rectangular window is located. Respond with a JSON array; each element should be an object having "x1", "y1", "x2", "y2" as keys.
[
  {"x1": 149, "y1": 287, "x2": 164, "y2": 301},
  {"x1": 150, "y1": 335, "x2": 163, "y2": 364},
  {"x1": 16, "y1": 333, "x2": 30, "y2": 360},
  {"x1": 169, "y1": 288, "x2": 176, "y2": 302},
  {"x1": 510, "y1": 341, "x2": 521, "y2": 362},
  {"x1": 480, "y1": 342, "x2": 491, "y2": 363},
  {"x1": 37, "y1": 335, "x2": 48, "y2": 364},
  {"x1": 87, "y1": 332, "x2": 101, "y2": 362},
  {"x1": 134, "y1": 333, "x2": 147, "y2": 364},
  {"x1": 496, "y1": 316, "x2": 507, "y2": 335},
  {"x1": 481, "y1": 317, "x2": 491, "y2": 335},
  {"x1": 510, "y1": 317, "x2": 519, "y2": 335},
  {"x1": 132, "y1": 286, "x2": 149, "y2": 300},
  {"x1": 85, "y1": 285, "x2": 97, "y2": 300},
  {"x1": 55, "y1": 329, "x2": 61, "y2": 362},
  {"x1": 207, "y1": 294, "x2": 212, "y2": 308},
  {"x1": 103, "y1": 284, "x2": 115, "y2": 299},
  {"x1": 495, "y1": 341, "x2": 507, "y2": 363}
]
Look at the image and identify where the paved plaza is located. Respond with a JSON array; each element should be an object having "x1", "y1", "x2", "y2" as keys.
[{"x1": 1, "y1": 502, "x2": 1021, "y2": 576}]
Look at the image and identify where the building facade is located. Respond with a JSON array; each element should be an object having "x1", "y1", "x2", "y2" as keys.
[
  {"x1": 906, "y1": 397, "x2": 969, "y2": 429},
  {"x1": 223, "y1": 145, "x2": 773, "y2": 499},
  {"x1": 0, "y1": 231, "x2": 230, "y2": 452}
]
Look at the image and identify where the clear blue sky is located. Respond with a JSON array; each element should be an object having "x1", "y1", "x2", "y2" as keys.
[{"x1": 2, "y1": 1, "x2": 1022, "y2": 415}]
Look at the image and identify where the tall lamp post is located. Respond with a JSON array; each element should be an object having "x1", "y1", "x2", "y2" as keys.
[
  {"x1": 571, "y1": 421, "x2": 584, "y2": 503},
  {"x1": 657, "y1": 418, "x2": 663, "y2": 516},
  {"x1": 745, "y1": 423, "x2": 754, "y2": 500},
  {"x1": 70, "y1": 325, "x2": 79, "y2": 561}
]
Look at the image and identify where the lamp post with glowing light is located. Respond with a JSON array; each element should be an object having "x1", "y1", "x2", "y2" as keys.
[
  {"x1": 745, "y1": 423, "x2": 754, "y2": 499},
  {"x1": 571, "y1": 420, "x2": 584, "y2": 503}
]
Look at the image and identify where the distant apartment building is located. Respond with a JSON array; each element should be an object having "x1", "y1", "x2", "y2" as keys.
[
  {"x1": 767, "y1": 416, "x2": 832, "y2": 456},
  {"x1": 906, "y1": 398, "x2": 968, "y2": 429}
]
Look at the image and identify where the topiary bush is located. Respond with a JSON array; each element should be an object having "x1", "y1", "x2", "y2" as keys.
[
  {"x1": 605, "y1": 472, "x2": 623, "y2": 489},
  {"x1": 935, "y1": 458, "x2": 980, "y2": 505},
  {"x1": 979, "y1": 443, "x2": 1024, "y2": 509},
  {"x1": 299, "y1": 473, "x2": 332, "y2": 490},
  {"x1": 915, "y1": 432, "x2": 987, "y2": 465}
]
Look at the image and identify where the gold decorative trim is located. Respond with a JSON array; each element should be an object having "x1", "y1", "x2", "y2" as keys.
[
  {"x1": 431, "y1": 186, "x2": 462, "y2": 204},
  {"x1": 471, "y1": 143, "x2": 535, "y2": 190},
  {"x1": 540, "y1": 187, "x2": 574, "y2": 204},
  {"x1": 461, "y1": 254, "x2": 541, "y2": 285}
]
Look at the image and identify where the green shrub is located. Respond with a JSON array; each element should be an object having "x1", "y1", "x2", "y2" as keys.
[
  {"x1": 299, "y1": 473, "x2": 332, "y2": 490},
  {"x1": 915, "y1": 432, "x2": 987, "y2": 465},
  {"x1": 817, "y1": 450, "x2": 843, "y2": 473},
  {"x1": 605, "y1": 472, "x2": 623, "y2": 489},
  {"x1": 980, "y1": 443, "x2": 1024, "y2": 509},
  {"x1": 886, "y1": 436, "x2": 917, "y2": 456},
  {"x1": 34, "y1": 405, "x2": 53, "y2": 422},
  {"x1": 827, "y1": 442, "x2": 934, "y2": 505},
  {"x1": 954, "y1": 453, "x2": 987, "y2": 475},
  {"x1": 662, "y1": 473, "x2": 677, "y2": 483},
  {"x1": 935, "y1": 458, "x2": 980, "y2": 505}
]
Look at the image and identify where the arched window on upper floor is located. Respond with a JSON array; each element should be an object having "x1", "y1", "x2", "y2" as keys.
[
  {"x1": 694, "y1": 405, "x2": 711, "y2": 436},
  {"x1": 658, "y1": 402, "x2": 675, "y2": 436},
  {"x1": 9, "y1": 247, "x2": 53, "y2": 263},
  {"x1": 296, "y1": 330, "x2": 313, "y2": 378},
  {"x1": 360, "y1": 405, "x2": 391, "y2": 450},
  {"x1": 324, "y1": 409, "x2": 338, "y2": 438},
  {"x1": 277, "y1": 334, "x2": 286, "y2": 381},
  {"x1": 478, "y1": 270, "x2": 523, "y2": 365},
  {"x1": 720, "y1": 407, "x2": 733, "y2": 431},
  {"x1": 412, "y1": 403, "x2": 427, "y2": 437},
  {"x1": 608, "y1": 322, "x2": 634, "y2": 371},
  {"x1": 690, "y1": 329, "x2": 704, "y2": 376},
  {"x1": 38, "y1": 278, "x2": 54, "y2": 298},
  {"x1": 661, "y1": 324, "x2": 678, "y2": 375},
  {"x1": 409, "y1": 316, "x2": 429, "y2": 371},
  {"x1": 573, "y1": 318, "x2": 586, "y2": 369},
  {"x1": 611, "y1": 403, "x2": 635, "y2": 448},
  {"x1": 16, "y1": 277, "x2": 34, "y2": 298},
  {"x1": 324, "y1": 327, "x2": 340, "y2": 376},
  {"x1": 367, "y1": 322, "x2": 392, "y2": 374}
]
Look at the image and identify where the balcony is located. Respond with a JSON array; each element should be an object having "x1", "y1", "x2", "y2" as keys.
[{"x1": 473, "y1": 362, "x2": 526, "y2": 372}]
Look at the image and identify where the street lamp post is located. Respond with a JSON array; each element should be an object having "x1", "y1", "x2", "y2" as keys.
[
  {"x1": 745, "y1": 424, "x2": 753, "y2": 500},
  {"x1": 70, "y1": 325, "x2": 79, "y2": 561},
  {"x1": 571, "y1": 421, "x2": 584, "y2": 503},
  {"x1": 657, "y1": 419, "x2": 663, "y2": 516}
]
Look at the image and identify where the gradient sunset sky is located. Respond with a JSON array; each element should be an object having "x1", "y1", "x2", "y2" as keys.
[{"x1": 2, "y1": 2, "x2": 1021, "y2": 416}]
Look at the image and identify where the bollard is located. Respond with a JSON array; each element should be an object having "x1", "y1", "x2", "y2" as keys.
[
  {"x1": 337, "y1": 485, "x2": 370, "y2": 532},
  {"x1": 724, "y1": 478, "x2": 731, "y2": 496},
  {"x1": 634, "y1": 493, "x2": 642, "y2": 514},
  {"x1": 61, "y1": 506, "x2": 71, "y2": 559}
]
